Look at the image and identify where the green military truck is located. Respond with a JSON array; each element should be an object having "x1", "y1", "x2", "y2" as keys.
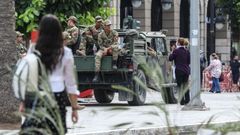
[{"x1": 74, "y1": 29, "x2": 177, "y2": 105}]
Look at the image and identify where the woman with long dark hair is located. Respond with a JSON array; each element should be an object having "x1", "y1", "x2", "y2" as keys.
[{"x1": 15, "y1": 14, "x2": 84, "y2": 135}]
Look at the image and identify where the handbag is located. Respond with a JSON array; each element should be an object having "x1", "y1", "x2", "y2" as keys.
[{"x1": 219, "y1": 72, "x2": 224, "y2": 82}]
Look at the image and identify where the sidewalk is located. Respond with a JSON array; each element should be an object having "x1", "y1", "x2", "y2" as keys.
[
  {"x1": 66, "y1": 92, "x2": 240, "y2": 135},
  {"x1": 1, "y1": 92, "x2": 240, "y2": 135}
]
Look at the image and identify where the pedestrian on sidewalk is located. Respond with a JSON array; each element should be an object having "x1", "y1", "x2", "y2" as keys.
[
  {"x1": 200, "y1": 50, "x2": 206, "y2": 86},
  {"x1": 169, "y1": 40, "x2": 177, "y2": 80},
  {"x1": 230, "y1": 55, "x2": 240, "y2": 92},
  {"x1": 13, "y1": 14, "x2": 84, "y2": 135},
  {"x1": 169, "y1": 38, "x2": 190, "y2": 105},
  {"x1": 205, "y1": 53, "x2": 222, "y2": 93}
]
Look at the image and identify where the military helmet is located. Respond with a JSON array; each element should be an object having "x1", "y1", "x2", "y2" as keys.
[
  {"x1": 95, "y1": 16, "x2": 103, "y2": 22},
  {"x1": 16, "y1": 31, "x2": 24, "y2": 37},
  {"x1": 103, "y1": 20, "x2": 112, "y2": 26},
  {"x1": 67, "y1": 16, "x2": 77, "y2": 23}
]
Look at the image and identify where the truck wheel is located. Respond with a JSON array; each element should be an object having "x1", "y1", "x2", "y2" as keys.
[
  {"x1": 162, "y1": 87, "x2": 177, "y2": 104},
  {"x1": 94, "y1": 89, "x2": 114, "y2": 103},
  {"x1": 128, "y1": 69, "x2": 147, "y2": 106}
]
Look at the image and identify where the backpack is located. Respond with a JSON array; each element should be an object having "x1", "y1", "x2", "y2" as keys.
[{"x1": 12, "y1": 51, "x2": 52, "y2": 102}]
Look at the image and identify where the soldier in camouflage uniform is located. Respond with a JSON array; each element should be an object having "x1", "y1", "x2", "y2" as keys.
[
  {"x1": 62, "y1": 31, "x2": 71, "y2": 46},
  {"x1": 93, "y1": 20, "x2": 119, "y2": 82},
  {"x1": 86, "y1": 16, "x2": 103, "y2": 42},
  {"x1": 65, "y1": 16, "x2": 80, "y2": 54},
  {"x1": 16, "y1": 31, "x2": 27, "y2": 58},
  {"x1": 76, "y1": 31, "x2": 92, "y2": 56},
  {"x1": 76, "y1": 16, "x2": 103, "y2": 56}
]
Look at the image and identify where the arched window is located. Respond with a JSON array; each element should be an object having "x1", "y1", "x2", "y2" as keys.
[
  {"x1": 207, "y1": 0, "x2": 216, "y2": 62},
  {"x1": 180, "y1": 0, "x2": 190, "y2": 38},
  {"x1": 120, "y1": 0, "x2": 133, "y2": 28},
  {"x1": 151, "y1": 0, "x2": 162, "y2": 31}
]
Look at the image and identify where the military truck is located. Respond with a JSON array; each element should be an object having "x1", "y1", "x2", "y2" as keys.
[{"x1": 74, "y1": 29, "x2": 177, "y2": 105}]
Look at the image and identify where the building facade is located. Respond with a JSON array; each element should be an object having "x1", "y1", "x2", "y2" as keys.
[{"x1": 110, "y1": 0, "x2": 232, "y2": 63}]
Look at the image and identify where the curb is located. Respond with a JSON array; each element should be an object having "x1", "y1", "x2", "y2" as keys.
[{"x1": 67, "y1": 121, "x2": 240, "y2": 135}]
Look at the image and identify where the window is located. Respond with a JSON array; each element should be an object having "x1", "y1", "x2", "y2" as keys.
[
  {"x1": 118, "y1": 36, "x2": 125, "y2": 49},
  {"x1": 153, "y1": 38, "x2": 167, "y2": 55},
  {"x1": 151, "y1": 0, "x2": 162, "y2": 31}
]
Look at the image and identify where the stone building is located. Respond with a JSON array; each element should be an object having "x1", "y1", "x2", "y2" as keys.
[
  {"x1": 110, "y1": 0, "x2": 233, "y2": 63},
  {"x1": 0, "y1": 0, "x2": 20, "y2": 123}
]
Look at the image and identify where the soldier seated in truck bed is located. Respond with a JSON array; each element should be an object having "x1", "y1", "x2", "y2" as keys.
[
  {"x1": 76, "y1": 30, "x2": 97, "y2": 56},
  {"x1": 92, "y1": 20, "x2": 119, "y2": 82},
  {"x1": 76, "y1": 16, "x2": 103, "y2": 56}
]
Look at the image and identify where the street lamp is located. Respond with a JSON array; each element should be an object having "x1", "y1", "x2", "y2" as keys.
[
  {"x1": 131, "y1": 0, "x2": 142, "y2": 8},
  {"x1": 207, "y1": 0, "x2": 226, "y2": 62},
  {"x1": 131, "y1": 0, "x2": 173, "y2": 10},
  {"x1": 214, "y1": 7, "x2": 226, "y2": 30},
  {"x1": 215, "y1": 15, "x2": 225, "y2": 30},
  {"x1": 161, "y1": 0, "x2": 173, "y2": 10},
  {"x1": 218, "y1": 0, "x2": 235, "y2": 59}
]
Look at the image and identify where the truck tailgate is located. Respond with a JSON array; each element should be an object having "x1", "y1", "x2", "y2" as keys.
[{"x1": 74, "y1": 56, "x2": 113, "y2": 72}]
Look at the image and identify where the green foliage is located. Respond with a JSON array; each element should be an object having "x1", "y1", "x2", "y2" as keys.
[
  {"x1": 217, "y1": 0, "x2": 240, "y2": 30},
  {"x1": 15, "y1": 0, "x2": 114, "y2": 34},
  {"x1": 15, "y1": 0, "x2": 46, "y2": 33}
]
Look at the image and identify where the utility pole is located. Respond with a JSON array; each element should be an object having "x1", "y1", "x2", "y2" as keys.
[{"x1": 182, "y1": 0, "x2": 208, "y2": 111}]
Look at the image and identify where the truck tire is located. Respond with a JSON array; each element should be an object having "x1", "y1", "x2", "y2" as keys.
[
  {"x1": 162, "y1": 87, "x2": 177, "y2": 104},
  {"x1": 94, "y1": 89, "x2": 114, "y2": 103},
  {"x1": 128, "y1": 69, "x2": 147, "y2": 106}
]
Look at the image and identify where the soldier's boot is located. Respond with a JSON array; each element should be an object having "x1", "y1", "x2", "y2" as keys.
[
  {"x1": 93, "y1": 72, "x2": 100, "y2": 83},
  {"x1": 112, "y1": 60, "x2": 118, "y2": 70}
]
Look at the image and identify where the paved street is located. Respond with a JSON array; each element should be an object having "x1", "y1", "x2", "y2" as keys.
[
  {"x1": 66, "y1": 91, "x2": 240, "y2": 135},
  {"x1": 1, "y1": 91, "x2": 240, "y2": 135}
]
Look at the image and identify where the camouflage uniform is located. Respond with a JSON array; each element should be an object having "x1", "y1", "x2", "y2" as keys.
[
  {"x1": 65, "y1": 25, "x2": 79, "y2": 46},
  {"x1": 87, "y1": 25, "x2": 103, "y2": 41},
  {"x1": 88, "y1": 15, "x2": 103, "y2": 38},
  {"x1": 77, "y1": 25, "x2": 103, "y2": 56},
  {"x1": 62, "y1": 31, "x2": 71, "y2": 46},
  {"x1": 16, "y1": 43, "x2": 27, "y2": 58},
  {"x1": 77, "y1": 33, "x2": 93, "y2": 56},
  {"x1": 65, "y1": 16, "x2": 80, "y2": 54},
  {"x1": 63, "y1": 31, "x2": 71, "y2": 40},
  {"x1": 16, "y1": 31, "x2": 27, "y2": 58},
  {"x1": 95, "y1": 29, "x2": 118, "y2": 71}
]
